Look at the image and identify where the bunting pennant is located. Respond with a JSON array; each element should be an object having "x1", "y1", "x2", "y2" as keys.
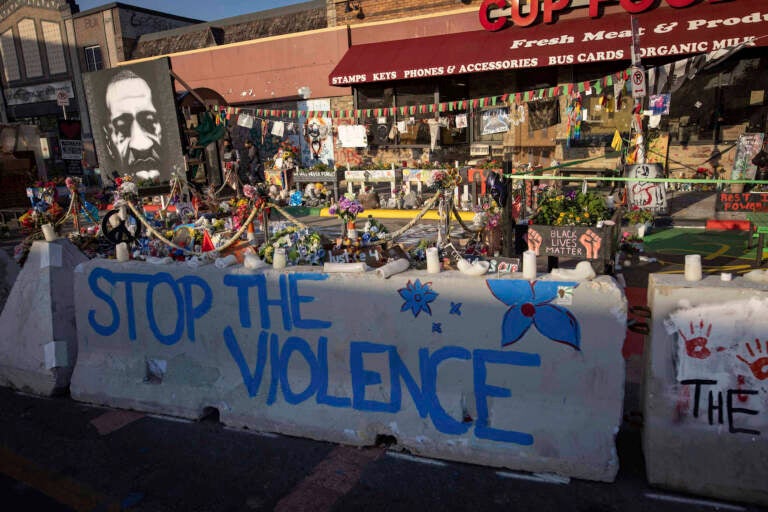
[{"x1": 215, "y1": 67, "x2": 630, "y2": 126}]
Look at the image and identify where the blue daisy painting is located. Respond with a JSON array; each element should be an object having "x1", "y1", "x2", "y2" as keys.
[
  {"x1": 399, "y1": 279, "x2": 438, "y2": 318},
  {"x1": 487, "y1": 280, "x2": 581, "y2": 351}
]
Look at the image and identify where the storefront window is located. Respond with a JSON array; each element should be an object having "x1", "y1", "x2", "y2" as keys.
[
  {"x1": 356, "y1": 82, "x2": 470, "y2": 147},
  {"x1": 570, "y1": 62, "x2": 633, "y2": 148},
  {"x1": 664, "y1": 49, "x2": 768, "y2": 144}
]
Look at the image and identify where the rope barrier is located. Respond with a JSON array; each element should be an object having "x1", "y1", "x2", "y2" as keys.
[
  {"x1": 452, "y1": 203, "x2": 483, "y2": 234},
  {"x1": 267, "y1": 202, "x2": 310, "y2": 230},
  {"x1": 372, "y1": 191, "x2": 442, "y2": 246},
  {"x1": 126, "y1": 200, "x2": 262, "y2": 256}
]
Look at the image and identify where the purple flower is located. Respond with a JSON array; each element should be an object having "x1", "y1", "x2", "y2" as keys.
[{"x1": 487, "y1": 280, "x2": 581, "y2": 350}]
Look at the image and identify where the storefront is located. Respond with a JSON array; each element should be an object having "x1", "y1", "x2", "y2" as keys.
[{"x1": 328, "y1": 0, "x2": 768, "y2": 173}]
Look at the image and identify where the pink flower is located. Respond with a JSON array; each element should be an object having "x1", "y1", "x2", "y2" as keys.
[
  {"x1": 65, "y1": 177, "x2": 74, "y2": 188},
  {"x1": 243, "y1": 185, "x2": 256, "y2": 199}
]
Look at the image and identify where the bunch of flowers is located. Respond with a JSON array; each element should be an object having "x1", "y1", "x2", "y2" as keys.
[
  {"x1": 113, "y1": 175, "x2": 139, "y2": 203},
  {"x1": 428, "y1": 167, "x2": 463, "y2": 190},
  {"x1": 21, "y1": 181, "x2": 64, "y2": 232},
  {"x1": 532, "y1": 188, "x2": 608, "y2": 226},
  {"x1": 624, "y1": 206, "x2": 654, "y2": 225},
  {"x1": 362, "y1": 214, "x2": 388, "y2": 245},
  {"x1": 329, "y1": 194, "x2": 364, "y2": 222},
  {"x1": 258, "y1": 226, "x2": 325, "y2": 265},
  {"x1": 278, "y1": 140, "x2": 300, "y2": 158},
  {"x1": 480, "y1": 159, "x2": 502, "y2": 170},
  {"x1": 472, "y1": 198, "x2": 502, "y2": 229},
  {"x1": 695, "y1": 166, "x2": 712, "y2": 179}
]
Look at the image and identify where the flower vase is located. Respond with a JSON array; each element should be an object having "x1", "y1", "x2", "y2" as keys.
[
  {"x1": 634, "y1": 222, "x2": 651, "y2": 238},
  {"x1": 346, "y1": 220, "x2": 357, "y2": 239}
]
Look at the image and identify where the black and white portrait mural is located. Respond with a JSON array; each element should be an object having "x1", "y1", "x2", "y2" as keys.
[{"x1": 83, "y1": 58, "x2": 184, "y2": 184}]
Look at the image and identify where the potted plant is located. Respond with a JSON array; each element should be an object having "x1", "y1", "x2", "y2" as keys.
[{"x1": 623, "y1": 207, "x2": 654, "y2": 238}]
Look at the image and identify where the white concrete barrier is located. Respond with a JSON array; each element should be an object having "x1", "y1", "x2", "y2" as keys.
[
  {"x1": 644, "y1": 274, "x2": 768, "y2": 506},
  {"x1": 72, "y1": 260, "x2": 626, "y2": 481},
  {"x1": 0, "y1": 240, "x2": 88, "y2": 395}
]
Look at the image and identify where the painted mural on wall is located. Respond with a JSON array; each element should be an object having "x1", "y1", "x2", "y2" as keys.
[
  {"x1": 82, "y1": 58, "x2": 185, "y2": 183},
  {"x1": 298, "y1": 99, "x2": 334, "y2": 168},
  {"x1": 626, "y1": 163, "x2": 668, "y2": 214},
  {"x1": 665, "y1": 297, "x2": 768, "y2": 436},
  {"x1": 80, "y1": 264, "x2": 618, "y2": 452}
]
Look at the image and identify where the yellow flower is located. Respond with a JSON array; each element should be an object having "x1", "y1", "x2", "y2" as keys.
[{"x1": 584, "y1": 212, "x2": 590, "y2": 218}]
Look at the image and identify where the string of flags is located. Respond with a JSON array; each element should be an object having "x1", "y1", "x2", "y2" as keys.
[{"x1": 209, "y1": 68, "x2": 631, "y2": 124}]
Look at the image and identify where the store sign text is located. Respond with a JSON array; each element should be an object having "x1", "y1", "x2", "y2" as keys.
[{"x1": 479, "y1": 0, "x2": 735, "y2": 31}]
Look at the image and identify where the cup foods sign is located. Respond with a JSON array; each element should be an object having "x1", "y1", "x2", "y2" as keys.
[{"x1": 479, "y1": 0, "x2": 736, "y2": 30}]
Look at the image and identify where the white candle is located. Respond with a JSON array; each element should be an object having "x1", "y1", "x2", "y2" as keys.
[
  {"x1": 463, "y1": 184, "x2": 469, "y2": 201},
  {"x1": 323, "y1": 262, "x2": 366, "y2": 273},
  {"x1": 273, "y1": 248, "x2": 287, "y2": 270},
  {"x1": 426, "y1": 247, "x2": 440, "y2": 274},
  {"x1": 119, "y1": 205, "x2": 127, "y2": 221},
  {"x1": 116, "y1": 242, "x2": 130, "y2": 262},
  {"x1": 41, "y1": 223, "x2": 55, "y2": 241},
  {"x1": 522, "y1": 250, "x2": 537, "y2": 280},
  {"x1": 109, "y1": 213, "x2": 121, "y2": 228},
  {"x1": 417, "y1": 181, "x2": 422, "y2": 194},
  {"x1": 684, "y1": 254, "x2": 702, "y2": 281},
  {"x1": 720, "y1": 272, "x2": 733, "y2": 282}
]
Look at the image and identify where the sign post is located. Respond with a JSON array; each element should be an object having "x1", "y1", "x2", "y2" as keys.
[{"x1": 56, "y1": 89, "x2": 69, "y2": 120}]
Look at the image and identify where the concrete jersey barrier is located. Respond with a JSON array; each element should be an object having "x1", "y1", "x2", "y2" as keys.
[
  {"x1": 644, "y1": 274, "x2": 768, "y2": 506},
  {"x1": 0, "y1": 240, "x2": 88, "y2": 395},
  {"x1": 71, "y1": 259, "x2": 626, "y2": 482}
]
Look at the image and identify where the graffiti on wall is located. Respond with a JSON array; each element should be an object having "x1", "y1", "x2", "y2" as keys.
[
  {"x1": 665, "y1": 297, "x2": 768, "y2": 435},
  {"x1": 626, "y1": 163, "x2": 668, "y2": 214},
  {"x1": 87, "y1": 269, "x2": 567, "y2": 446}
]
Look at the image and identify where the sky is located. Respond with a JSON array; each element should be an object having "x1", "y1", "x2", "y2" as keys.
[{"x1": 75, "y1": 0, "x2": 307, "y2": 22}]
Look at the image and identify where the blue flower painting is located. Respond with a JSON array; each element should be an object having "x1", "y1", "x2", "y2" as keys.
[
  {"x1": 399, "y1": 279, "x2": 438, "y2": 318},
  {"x1": 487, "y1": 280, "x2": 581, "y2": 350}
]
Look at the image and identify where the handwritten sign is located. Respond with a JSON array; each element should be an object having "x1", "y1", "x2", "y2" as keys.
[
  {"x1": 716, "y1": 192, "x2": 768, "y2": 212},
  {"x1": 545, "y1": 228, "x2": 585, "y2": 258},
  {"x1": 487, "y1": 257, "x2": 520, "y2": 274}
]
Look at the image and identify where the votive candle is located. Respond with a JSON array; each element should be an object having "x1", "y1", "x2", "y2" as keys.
[
  {"x1": 684, "y1": 254, "x2": 702, "y2": 281},
  {"x1": 522, "y1": 250, "x2": 537, "y2": 280},
  {"x1": 116, "y1": 242, "x2": 130, "y2": 262},
  {"x1": 41, "y1": 223, "x2": 56, "y2": 242},
  {"x1": 273, "y1": 248, "x2": 287, "y2": 270},
  {"x1": 426, "y1": 247, "x2": 440, "y2": 274}
]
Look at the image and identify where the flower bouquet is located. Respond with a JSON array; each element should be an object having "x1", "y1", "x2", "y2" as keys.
[
  {"x1": 258, "y1": 225, "x2": 325, "y2": 265},
  {"x1": 329, "y1": 194, "x2": 364, "y2": 223},
  {"x1": 532, "y1": 189, "x2": 608, "y2": 227},
  {"x1": 623, "y1": 207, "x2": 654, "y2": 226}
]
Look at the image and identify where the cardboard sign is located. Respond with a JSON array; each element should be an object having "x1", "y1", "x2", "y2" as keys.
[
  {"x1": 716, "y1": 192, "x2": 768, "y2": 213},
  {"x1": 487, "y1": 256, "x2": 520, "y2": 274}
]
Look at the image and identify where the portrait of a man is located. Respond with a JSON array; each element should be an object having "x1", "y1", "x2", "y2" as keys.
[{"x1": 83, "y1": 58, "x2": 185, "y2": 183}]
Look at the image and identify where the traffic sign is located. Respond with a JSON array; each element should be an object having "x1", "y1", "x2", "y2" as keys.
[
  {"x1": 631, "y1": 66, "x2": 646, "y2": 99},
  {"x1": 56, "y1": 89, "x2": 69, "y2": 106}
]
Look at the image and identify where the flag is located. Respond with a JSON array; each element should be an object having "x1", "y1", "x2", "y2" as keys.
[
  {"x1": 202, "y1": 230, "x2": 216, "y2": 252},
  {"x1": 611, "y1": 130, "x2": 623, "y2": 152}
]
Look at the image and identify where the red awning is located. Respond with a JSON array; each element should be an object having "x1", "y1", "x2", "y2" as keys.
[{"x1": 330, "y1": 0, "x2": 768, "y2": 86}]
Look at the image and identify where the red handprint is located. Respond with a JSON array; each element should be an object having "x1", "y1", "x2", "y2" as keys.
[
  {"x1": 527, "y1": 228, "x2": 543, "y2": 255},
  {"x1": 578, "y1": 229, "x2": 602, "y2": 259},
  {"x1": 737, "y1": 338, "x2": 768, "y2": 381},
  {"x1": 677, "y1": 320, "x2": 712, "y2": 359}
]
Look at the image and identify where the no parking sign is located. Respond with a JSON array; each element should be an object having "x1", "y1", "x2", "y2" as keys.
[{"x1": 631, "y1": 66, "x2": 646, "y2": 99}]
